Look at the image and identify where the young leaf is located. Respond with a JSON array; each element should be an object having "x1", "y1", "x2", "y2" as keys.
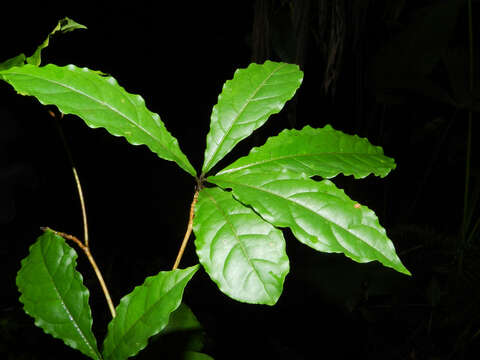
[
  {"x1": 0, "y1": 64, "x2": 196, "y2": 176},
  {"x1": 16, "y1": 230, "x2": 101, "y2": 360},
  {"x1": 193, "y1": 187, "x2": 289, "y2": 305},
  {"x1": 0, "y1": 17, "x2": 85, "y2": 71},
  {"x1": 202, "y1": 60, "x2": 303, "y2": 175},
  {"x1": 27, "y1": 17, "x2": 87, "y2": 66},
  {"x1": 102, "y1": 265, "x2": 199, "y2": 360},
  {"x1": 209, "y1": 171, "x2": 411, "y2": 275},
  {"x1": 216, "y1": 125, "x2": 396, "y2": 179}
]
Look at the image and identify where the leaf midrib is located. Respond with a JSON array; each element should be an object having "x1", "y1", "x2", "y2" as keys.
[
  {"x1": 210, "y1": 176, "x2": 389, "y2": 259},
  {"x1": 217, "y1": 151, "x2": 388, "y2": 176},
  {"x1": 40, "y1": 235, "x2": 100, "y2": 359},
  {"x1": 204, "y1": 189, "x2": 274, "y2": 301},
  {"x1": 106, "y1": 269, "x2": 195, "y2": 359},
  {"x1": 3, "y1": 66, "x2": 189, "y2": 171}
]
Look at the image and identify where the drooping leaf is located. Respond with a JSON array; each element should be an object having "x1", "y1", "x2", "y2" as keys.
[
  {"x1": 0, "y1": 64, "x2": 196, "y2": 176},
  {"x1": 209, "y1": 171, "x2": 410, "y2": 275},
  {"x1": 216, "y1": 125, "x2": 396, "y2": 179},
  {"x1": 27, "y1": 17, "x2": 87, "y2": 66},
  {"x1": 16, "y1": 230, "x2": 101, "y2": 359},
  {"x1": 193, "y1": 187, "x2": 289, "y2": 305},
  {"x1": 102, "y1": 265, "x2": 199, "y2": 360},
  {"x1": 202, "y1": 60, "x2": 303, "y2": 175}
]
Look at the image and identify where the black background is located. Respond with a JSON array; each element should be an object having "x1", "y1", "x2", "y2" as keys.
[{"x1": 1, "y1": 1, "x2": 479, "y2": 359}]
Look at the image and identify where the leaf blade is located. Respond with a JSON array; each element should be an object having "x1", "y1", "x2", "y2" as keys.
[
  {"x1": 0, "y1": 64, "x2": 196, "y2": 176},
  {"x1": 202, "y1": 61, "x2": 303, "y2": 174},
  {"x1": 16, "y1": 230, "x2": 101, "y2": 359},
  {"x1": 102, "y1": 265, "x2": 199, "y2": 360},
  {"x1": 209, "y1": 172, "x2": 410, "y2": 275},
  {"x1": 193, "y1": 187, "x2": 289, "y2": 305},
  {"x1": 27, "y1": 17, "x2": 87, "y2": 66},
  {"x1": 217, "y1": 124, "x2": 396, "y2": 179}
]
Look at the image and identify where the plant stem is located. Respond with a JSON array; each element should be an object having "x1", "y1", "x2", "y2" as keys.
[
  {"x1": 41, "y1": 227, "x2": 116, "y2": 318},
  {"x1": 172, "y1": 189, "x2": 199, "y2": 270},
  {"x1": 50, "y1": 111, "x2": 89, "y2": 247},
  {"x1": 49, "y1": 110, "x2": 115, "y2": 318}
]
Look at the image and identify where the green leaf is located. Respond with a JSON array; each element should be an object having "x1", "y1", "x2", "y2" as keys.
[
  {"x1": 0, "y1": 17, "x2": 85, "y2": 71},
  {"x1": 27, "y1": 17, "x2": 87, "y2": 66},
  {"x1": 16, "y1": 230, "x2": 101, "y2": 359},
  {"x1": 193, "y1": 187, "x2": 289, "y2": 305},
  {"x1": 102, "y1": 265, "x2": 199, "y2": 360},
  {"x1": 0, "y1": 54, "x2": 26, "y2": 71},
  {"x1": 182, "y1": 351, "x2": 215, "y2": 360},
  {"x1": 217, "y1": 125, "x2": 396, "y2": 179},
  {"x1": 0, "y1": 64, "x2": 196, "y2": 176},
  {"x1": 161, "y1": 303, "x2": 202, "y2": 336},
  {"x1": 202, "y1": 60, "x2": 303, "y2": 175},
  {"x1": 209, "y1": 171, "x2": 411, "y2": 275},
  {"x1": 158, "y1": 303, "x2": 205, "y2": 352}
]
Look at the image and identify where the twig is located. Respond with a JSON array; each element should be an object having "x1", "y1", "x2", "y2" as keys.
[
  {"x1": 50, "y1": 111, "x2": 89, "y2": 247},
  {"x1": 48, "y1": 110, "x2": 115, "y2": 318},
  {"x1": 172, "y1": 189, "x2": 199, "y2": 270}
]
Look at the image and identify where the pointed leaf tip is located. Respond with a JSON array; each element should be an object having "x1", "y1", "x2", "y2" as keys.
[
  {"x1": 217, "y1": 124, "x2": 396, "y2": 179},
  {"x1": 209, "y1": 172, "x2": 410, "y2": 276},
  {"x1": 102, "y1": 265, "x2": 199, "y2": 360}
]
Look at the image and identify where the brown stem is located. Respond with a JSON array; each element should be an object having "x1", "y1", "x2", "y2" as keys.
[
  {"x1": 50, "y1": 111, "x2": 89, "y2": 247},
  {"x1": 172, "y1": 189, "x2": 199, "y2": 270},
  {"x1": 42, "y1": 227, "x2": 117, "y2": 318},
  {"x1": 47, "y1": 110, "x2": 115, "y2": 318}
]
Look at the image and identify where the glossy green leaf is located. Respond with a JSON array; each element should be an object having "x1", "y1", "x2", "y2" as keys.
[
  {"x1": 0, "y1": 64, "x2": 196, "y2": 176},
  {"x1": 193, "y1": 187, "x2": 289, "y2": 305},
  {"x1": 217, "y1": 125, "x2": 396, "y2": 179},
  {"x1": 209, "y1": 171, "x2": 410, "y2": 275},
  {"x1": 102, "y1": 265, "x2": 199, "y2": 360},
  {"x1": 202, "y1": 60, "x2": 303, "y2": 175},
  {"x1": 27, "y1": 17, "x2": 87, "y2": 66},
  {"x1": 16, "y1": 230, "x2": 101, "y2": 359}
]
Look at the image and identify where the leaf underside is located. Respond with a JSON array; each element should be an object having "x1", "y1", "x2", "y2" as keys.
[
  {"x1": 0, "y1": 64, "x2": 196, "y2": 176},
  {"x1": 202, "y1": 60, "x2": 303, "y2": 175},
  {"x1": 16, "y1": 230, "x2": 101, "y2": 359},
  {"x1": 217, "y1": 124, "x2": 396, "y2": 179},
  {"x1": 102, "y1": 265, "x2": 199, "y2": 360},
  {"x1": 194, "y1": 187, "x2": 289, "y2": 305},
  {"x1": 209, "y1": 171, "x2": 410, "y2": 275}
]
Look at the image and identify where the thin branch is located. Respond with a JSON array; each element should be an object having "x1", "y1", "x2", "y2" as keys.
[
  {"x1": 48, "y1": 110, "x2": 115, "y2": 318},
  {"x1": 172, "y1": 189, "x2": 199, "y2": 270},
  {"x1": 50, "y1": 111, "x2": 89, "y2": 247}
]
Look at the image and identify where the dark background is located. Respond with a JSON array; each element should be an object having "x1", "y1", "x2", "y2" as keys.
[{"x1": 1, "y1": 1, "x2": 480, "y2": 359}]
